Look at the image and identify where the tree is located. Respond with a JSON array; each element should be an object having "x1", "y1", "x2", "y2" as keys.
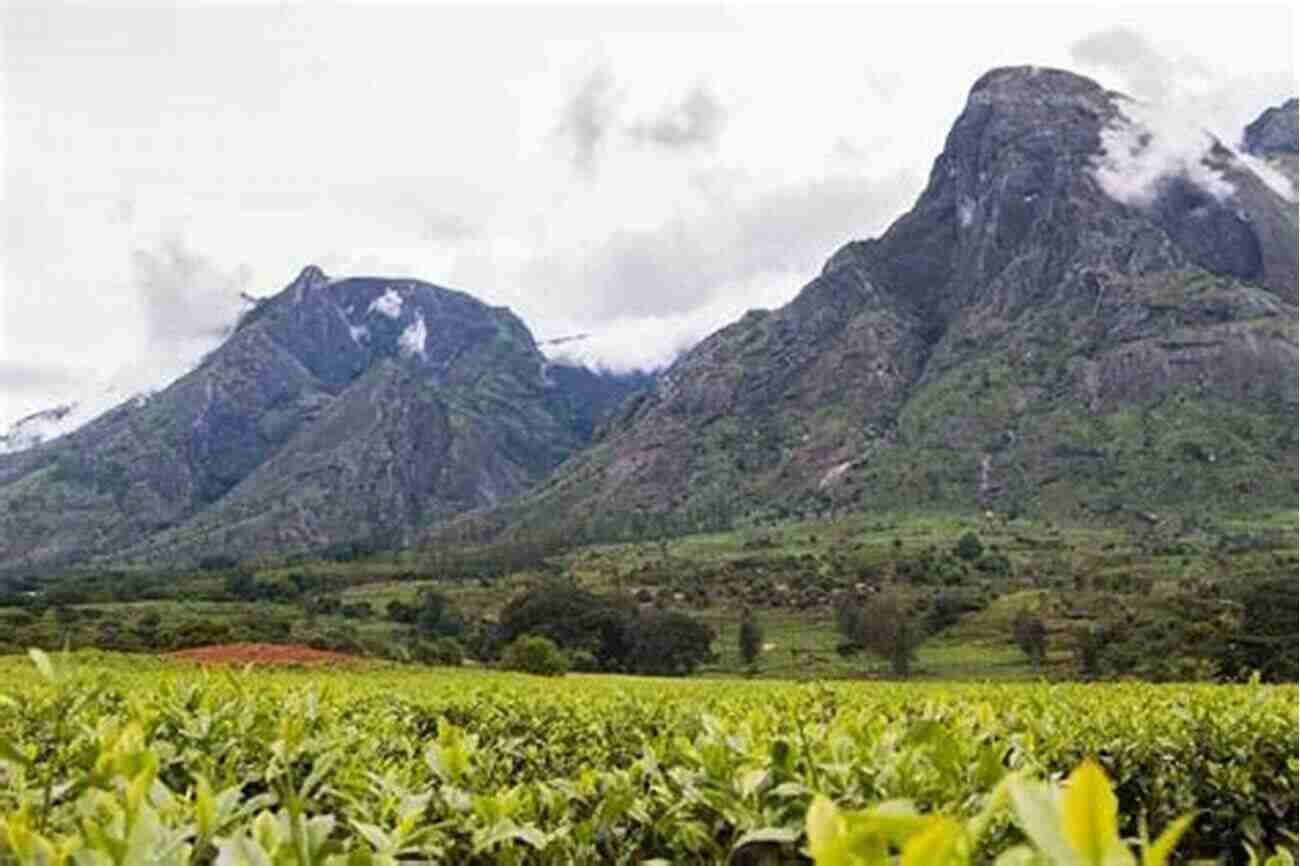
[
  {"x1": 627, "y1": 610, "x2": 716, "y2": 676},
  {"x1": 498, "y1": 581, "x2": 714, "y2": 675},
  {"x1": 738, "y1": 609, "x2": 763, "y2": 671},
  {"x1": 498, "y1": 582, "x2": 634, "y2": 669},
  {"x1": 414, "y1": 590, "x2": 464, "y2": 638},
  {"x1": 925, "y1": 591, "x2": 980, "y2": 635},
  {"x1": 1012, "y1": 608, "x2": 1048, "y2": 668},
  {"x1": 1074, "y1": 623, "x2": 1107, "y2": 677},
  {"x1": 955, "y1": 532, "x2": 984, "y2": 562},
  {"x1": 836, "y1": 592, "x2": 925, "y2": 678}
]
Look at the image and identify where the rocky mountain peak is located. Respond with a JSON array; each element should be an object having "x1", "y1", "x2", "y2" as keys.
[
  {"x1": 1243, "y1": 97, "x2": 1298, "y2": 156},
  {"x1": 830, "y1": 66, "x2": 1296, "y2": 324},
  {"x1": 485, "y1": 64, "x2": 1297, "y2": 543},
  {"x1": 0, "y1": 261, "x2": 652, "y2": 571},
  {"x1": 288, "y1": 264, "x2": 330, "y2": 300},
  {"x1": 827, "y1": 66, "x2": 1144, "y2": 324},
  {"x1": 968, "y1": 65, "x2": 1116, "y2": 108}
]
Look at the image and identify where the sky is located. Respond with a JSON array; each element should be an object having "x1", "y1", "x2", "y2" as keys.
[{"x1": 1, "y1": 2, "x2": 1295, "y2": 428}]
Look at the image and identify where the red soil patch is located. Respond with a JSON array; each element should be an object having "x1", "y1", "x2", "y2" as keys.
[{"x1": 167, "y1": 643, "x2": 362, "y2": 666}]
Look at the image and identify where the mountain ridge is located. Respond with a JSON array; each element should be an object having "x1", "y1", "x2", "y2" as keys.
[
  {"x1": 1, "y1": 65, "x2": 1294, "y2": 572},
  {"x1": 0, "y1": 267, "x2": 649, "y2": 572},
  {"x1": 464, "y1": 66, "x2": 1297, "y2": 542}
]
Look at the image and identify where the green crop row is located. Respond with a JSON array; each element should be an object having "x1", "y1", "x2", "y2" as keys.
[{"x1": 0, "y1": 651, "x2": 1295, "y2": 864}]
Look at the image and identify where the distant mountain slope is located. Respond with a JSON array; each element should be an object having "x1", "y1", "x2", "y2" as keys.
[
  {"x1": 479, "y1": 69, "x2": 1297, "y2": 540},
  {"x1": 0, "y1": 267, "x2": 648, "y2": 571}
]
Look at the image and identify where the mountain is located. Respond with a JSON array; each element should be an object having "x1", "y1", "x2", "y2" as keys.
[
  {"x1": 479, "y1": 68, "x2": 1297, "y2": 540},
  {"x1": 0, "y1": 268, "x2": 647, "y2": 572},
  {"x1": 4, "y1": 67, "x2": 1293, "y2": 572},
  {"x1": 1242, "y1": 96, "x2": 1299, "y2": 193},
  {"x1": 1244, "y1": 97, "x2": 1298, "y2": 161}
]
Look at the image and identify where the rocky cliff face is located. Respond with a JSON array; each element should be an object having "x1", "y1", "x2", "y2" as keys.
[
  {"x1": 1244, "y1": 97, "x2": 1298, "y2": 158},
  {"x1": 488, "y1": 69, "x2": 1297, "y2": 539},
  {"x1": 0, "y1": 268, "x2": 647, "y2": 571}
]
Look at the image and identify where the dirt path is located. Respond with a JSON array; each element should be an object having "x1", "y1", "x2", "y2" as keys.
[{"x1": 167, "y1": 643, "x2": 364, "y2": 665}]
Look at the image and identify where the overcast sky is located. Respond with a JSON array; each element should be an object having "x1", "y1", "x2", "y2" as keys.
[{"x1": 1, "y1": 3, "x2": 1295, "y2": 426}]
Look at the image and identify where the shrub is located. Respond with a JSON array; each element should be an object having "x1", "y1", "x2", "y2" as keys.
[
  {"x1": 568, "y1": 649, "x2": 600, "y2": 672},
  {"x1": 955, "y1": 532, "x2": 984, "y2": 561},
  {"x1": 975, "y1": 553, "x2": 1011, "y2": 576},
  {"x1": 500, "y1": 635, "x2": 569, "y2": 676},
  {"x1": 414, "y1": 636, "x2": 464, "y2": 666},
  {"x1": 338, "y1": 602, "x2": 373, "y2": 620},
  {"x1": 925, "y1": 591, "x2": 984, "y2": 635}
]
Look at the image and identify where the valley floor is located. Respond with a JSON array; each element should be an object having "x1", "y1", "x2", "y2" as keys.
[{"x1": 4, "y1": 509, "x2": 1295, "y2": 682}]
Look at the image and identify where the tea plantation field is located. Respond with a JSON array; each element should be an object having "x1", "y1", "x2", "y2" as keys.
[{"x1": 0, "y1": 651, "x2": 1295, "y2": 865}]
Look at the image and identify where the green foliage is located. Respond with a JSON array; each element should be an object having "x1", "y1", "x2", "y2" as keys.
[
  {"x1": 499, "y1": 635, "x2": 570, "y2": 676},
  {"x1": 738, "y1": 610, "x2": 763, "y2": 669},
  {"x1": 627, "y1": 610, "x2": 716, "y2": 676},
  {"x1": 567, "y1": 649, "x2": 600, "y2": 672},
  {"x1": 197, "y1": 553, "x2": 240, "y2": 572},
  {"x1": 1012, "y1": 609, "x2": 1048, "y2": 667},
  {"x1": 223, "y1": 571, "x2": 260, "y2": 601},
  {"x1": 807, "y1": 761, "x2": 1194, "y2": 866},
  {"x1": 412, "y1": 636, "x2": 464, "y2": 667},
  {"x1": 412, "y1": 589, "x2": 464, "y2": 639},
  {"x1": 1221, "y1": 576, "x2": 1299, "y2": 682},
  {"x1": 0, "y1": 652, "x2": 1294, "y2": 864},
  {"x1": 925, "y1": 592, "x2": 983, "y2": 636},
  {"x1": 498, "y1": 582, "x2": 633, "y2": 669},
  {"x1": 955, "y1": 533, "x2": 985, "y2": 562},
  {"x1": 1074, "y1": 624, "x2": 1107, "y2": 678},
  {"x1": 837, "y1": 592, "x2": 927, "y2": 677},
  {"x1": 497, "y1": 582, "x2": 713, "y2": 675}
]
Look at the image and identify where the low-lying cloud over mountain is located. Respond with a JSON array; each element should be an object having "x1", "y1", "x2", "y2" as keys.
[
  {"x1": 133, "y1": 237, "x2": 252, "y2": 345},
  {"x1": 1070, "y1": 26, "x2": 1297, "y2": 207}
]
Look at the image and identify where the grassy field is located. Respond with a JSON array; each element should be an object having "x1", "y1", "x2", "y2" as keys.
[{"x1": 2, "y1": 508, "x2": 1294, "y2": 681}]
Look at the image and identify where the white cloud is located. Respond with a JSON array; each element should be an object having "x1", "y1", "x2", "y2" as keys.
[
  {"x1": 1071, "y1": 26, "x2": 1296, "y2": 208},
  {"x1": 1091, "y1": 104, "x2": 1235, "y2": 207},
  {"x1": 367, "y1": 288, "x2": 404, "y2": 319},
  {"x1": 398, "y1": 313, "x2": 427, "y2": 358},
  {"x1": 131, "y1": 236, "x2": 251, "y2": 343},
  {"x1": 1, "y1": 6, "x2": 1292, "y2": 426}
]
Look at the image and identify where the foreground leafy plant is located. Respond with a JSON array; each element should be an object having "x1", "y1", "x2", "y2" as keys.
[
  {"x1": 0, "y1": 651, "x2": 1294, "y2": 865},
  {"x1": 807, "y1": 761, "x2": 1192, "y2": 866}
]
